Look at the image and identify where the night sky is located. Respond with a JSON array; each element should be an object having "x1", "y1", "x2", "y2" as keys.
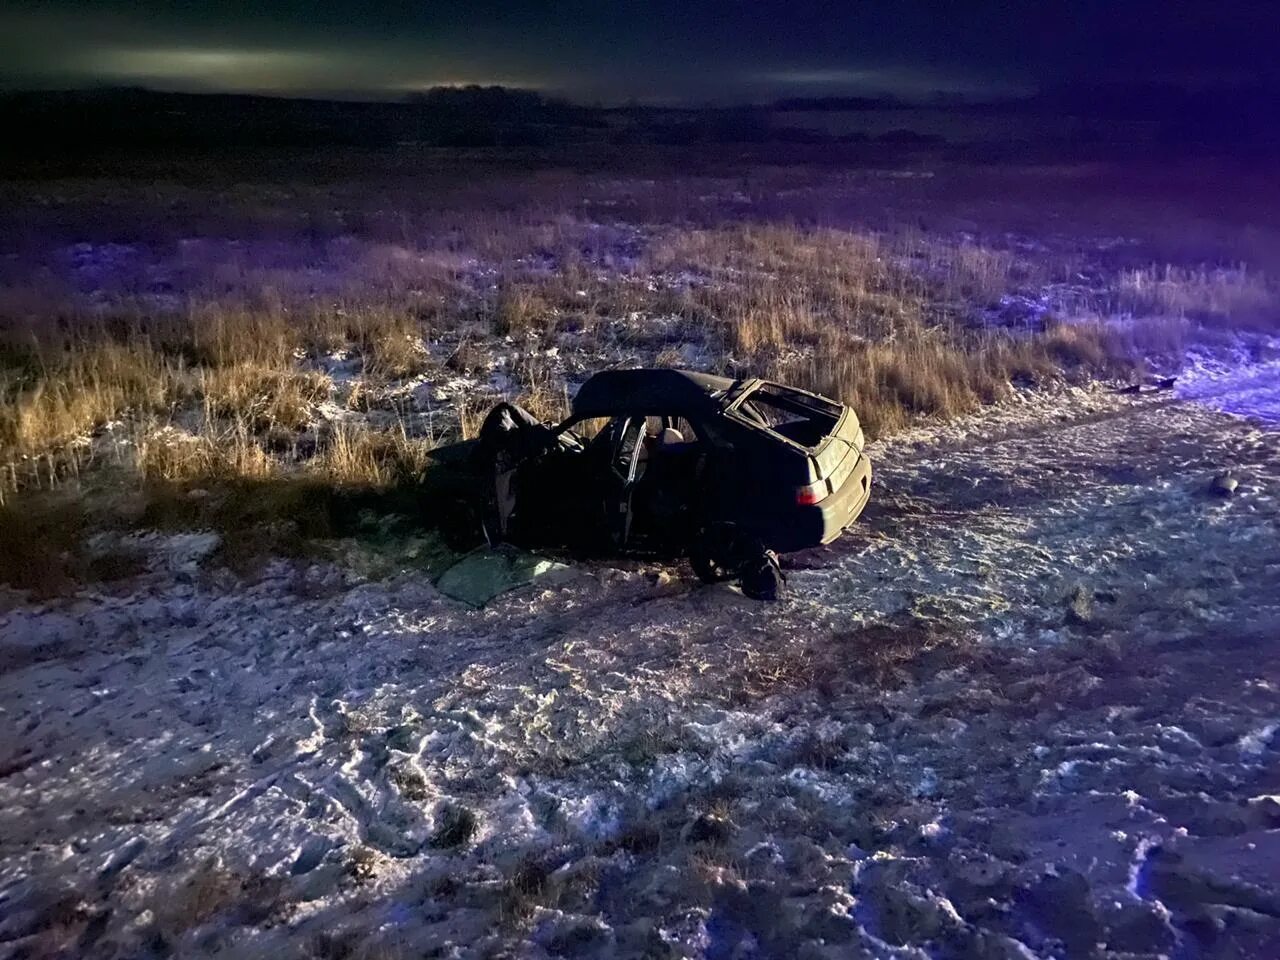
[{"x1": 2, "y1": 1, "x2": 1276, "y2": 104}]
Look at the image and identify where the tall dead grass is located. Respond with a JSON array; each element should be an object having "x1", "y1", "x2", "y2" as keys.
[
  {"x1": 492, "y1": 284, "x2": 553, "y2": 336},
  {"x1": 2, "y1": 165, "x2": 1276, "y2": 515},
  {"x1": 0, "y1": 341, "x2": 174, "y2": 453},
  {"x1": 315, "y1": 421, "x2": 432, "y2": 487},
  {"x1": 787, "y1": 337, "x2": 1012, "y2": 436},
  {"x1": 1118, "y1": 265, "x2": 1273, "y2": 326},
  {"x1": 199, "y1": 365, "x2": 330, "y2": 431},
  {"x1": 780, "y1": 318, "x2": 1163, "y2": 437},
  {"x1": 135, "y1": 421, "x2": 277, "y2": 484}
]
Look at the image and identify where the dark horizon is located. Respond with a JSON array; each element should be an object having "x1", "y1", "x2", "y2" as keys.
[{"x1": 5, "y1": 77, "x2": 1277, "y2": 115}]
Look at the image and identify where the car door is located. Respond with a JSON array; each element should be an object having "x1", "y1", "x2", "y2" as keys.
[{"x1": 602, "y1": 415, "x2": 649, "y2": 547}]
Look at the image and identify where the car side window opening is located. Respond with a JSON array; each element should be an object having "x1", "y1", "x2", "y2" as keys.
[
  {"x1": 636, "y1": 413, "x2": 706, "y2": 514},
  {"x1": 571, "y1": 416, "x2": 610, "y2": 441},
  {"x1": 580, "y1": 416, "x2": 627, "y2": 455},
  {"x1": 616, "y1": 417, "x2": 649, "y2": 481},
  {"x1": 571, "y1": 414, "x2": 708, "y2": 510},
  {"x1": 659, "y1": 416, "x2": 699, "y2": 446},
  {"x1": 578, "y1": 416, "x2": 645, "y2": 480}
]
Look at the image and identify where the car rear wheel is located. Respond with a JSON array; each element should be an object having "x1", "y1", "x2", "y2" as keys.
[
  {"x1": 690, "y1": 548, "x2": 731, "y2": 583},
  {"x1": 690, "y1": 523, "x2": 754, "y2": 584}
]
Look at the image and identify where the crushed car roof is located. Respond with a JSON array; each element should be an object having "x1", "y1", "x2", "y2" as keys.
[{"x1": 571, "y1": 368, "x2": 735, "y2": 418}]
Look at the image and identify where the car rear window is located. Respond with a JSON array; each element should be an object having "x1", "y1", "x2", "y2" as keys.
[{"x1": 733, "y1": 384, "x2": 841, "y2": 448}]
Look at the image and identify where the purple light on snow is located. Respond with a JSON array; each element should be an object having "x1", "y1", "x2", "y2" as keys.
[{"x1": 1175, "y1": 363, "x2": 1280, "y2": 424}]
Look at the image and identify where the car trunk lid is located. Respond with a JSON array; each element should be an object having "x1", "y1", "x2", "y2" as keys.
[{"x1": 726, "y1": 380, "x2": 863, "y2": 502}]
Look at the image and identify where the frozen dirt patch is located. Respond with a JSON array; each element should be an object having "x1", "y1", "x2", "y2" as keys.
[{"x1": 1, "y1": 366, "x2": 1279, "y2": 958}]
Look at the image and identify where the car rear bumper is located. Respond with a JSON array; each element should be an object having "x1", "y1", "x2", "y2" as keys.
[{"x1": 761, "y1": 452, "x2": 872, "y2": 553}]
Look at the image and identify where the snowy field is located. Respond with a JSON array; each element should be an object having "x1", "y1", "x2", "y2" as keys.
[{"x1": 2, "y1": 358, "x2": 1279, "y2": 959}]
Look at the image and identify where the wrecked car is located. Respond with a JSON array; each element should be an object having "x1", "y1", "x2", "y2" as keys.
[{"x1": 433, "y1": 369, "x2": 871, "y2": 599}]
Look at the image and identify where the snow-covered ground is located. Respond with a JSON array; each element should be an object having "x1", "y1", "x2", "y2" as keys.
[{"x1": 2, "y1": 363, "x2": 1279, "y2": 958}]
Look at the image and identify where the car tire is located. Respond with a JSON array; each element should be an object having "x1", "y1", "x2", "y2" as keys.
[
  {"x1": 690, "y1": 549, "x2": 730, "y2": 583},
  {"x1": 740, "y1": 550, "x2": 786, "y2": 602},
  {"x1": 690, "y1": 523, "x2": 760, "y2": 584},
  {"x1": 438, "y1": 499, "x2": 486, "y2": 552},
  {"x1": 690, "y1": 522, "x2": 734, "y2": 582}
]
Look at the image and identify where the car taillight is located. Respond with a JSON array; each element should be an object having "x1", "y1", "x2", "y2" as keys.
[{"x1": 795, "y1": 481, "x2": 826, "y2": 505}]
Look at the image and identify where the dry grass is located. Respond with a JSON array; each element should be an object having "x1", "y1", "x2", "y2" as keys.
[
  {"x1": 135, "y1": 420, "x2": 278, "y2": 483},
  {"x1": 445, "y1": 338, "x2": 488, "y2": 376},
  {"x1": 1117, "y1": 264, "x2": 1274, "y2": 326},
  {"x1": 492, "y1": 284, "x2": 553, "y2": 336},
  {"x1": 0, "y1": 153, "x2": 1275, "y2": 579},
  {"x1": 0, "y1": 341, "x2": 175, "y2": 461},
  {"x1": 775, "y1": 316, "x2": 1189, "y2": 437},
  {"x1": 133, "y1": 414, "x2": 430, "y2": 491},
  {"x1": 199, "y1": 364, "x2": 330, "y2": 430},
  {"x1": 0, "y1": 493, "x2": 98, "y2": 598},
  {"x1": 337, "y1": 307, "x2": 434, "y2": 380},
  {"x1": 500, "y1": 853, "x2": 555, "y2": 923},
  {"x1": 822, "y1": 619, "x2": 977, "y2": 689},
  {"x1": 509, "y1": 348, "x2": 571, "y2": 422},
  {"x1": 362, "y1": 330, "x2": 430, "y2": 380},
  {"x1": 720, "y1": 639, "x2": 817, "y2": 706},
  {"x1": 142, "y1": 860, "x2": 288, "y2": 948},
  {"x1": 652, "y1": 224, "x2": 1037, "y2": 355},
  {"x1": 456, "y1": 396, "x2": 485, "y2": 440},
  {"x1": 941, "y1": 242, "x2": 1017, "y2": 301},
  {"x1": 721, "y1": 618, "x2": 977, "y2": 704},
  {"x1": 514, "y1": 382, "x2": 570, "y2": 424},
  {"x1": 148, "y1": 861, "x2": 246, "y2": 937},
  {"x1": 780, "y1": 336, "x2": 1011, "y2": 437},
  {"x1": 177, "y1": 303, "x2": 297, "y2": 369},
  {"x1": 315, "y1": 421, "x2": 431, "y2": 487},
  {"x1": 428, "y1": 804, "x2": 478, "y2": 849}
]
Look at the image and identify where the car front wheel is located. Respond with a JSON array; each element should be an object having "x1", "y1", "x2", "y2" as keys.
[{"x1": 438, "y1": 498, "x2": 479, "y2": 551}]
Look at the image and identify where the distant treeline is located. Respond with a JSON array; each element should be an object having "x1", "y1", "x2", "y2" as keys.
[
  {"x1": 2, "y1": 81, "x2": 1277, "y2": 157},
  {"x1": 0, "y1": 85, "x2": 605, "y2": 152}
]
